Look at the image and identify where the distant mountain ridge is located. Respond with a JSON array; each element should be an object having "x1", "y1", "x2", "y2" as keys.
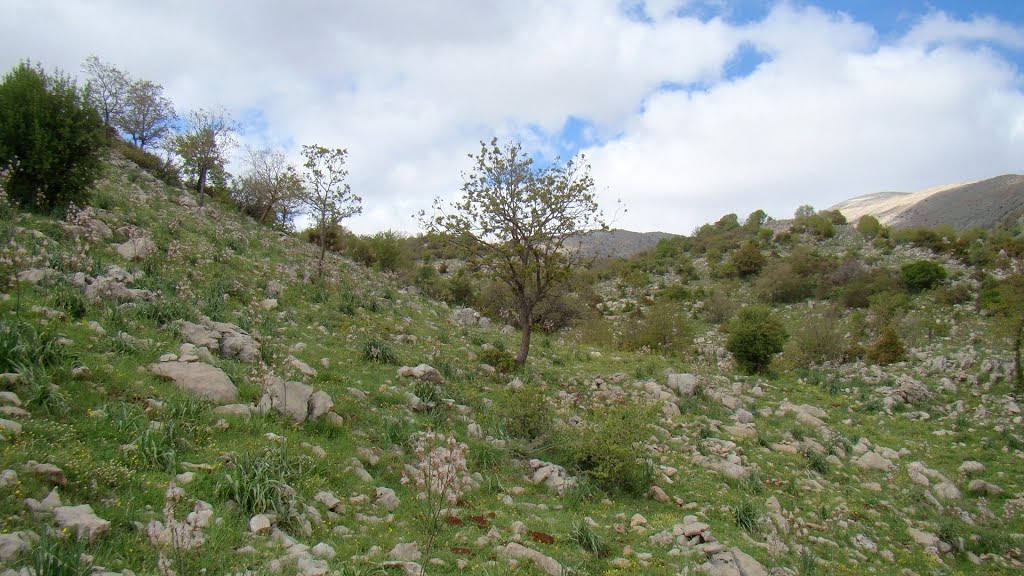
[
  {"x1": 566, "y1": 229, "x2": 676, "y2": 260},
  {"x1": 830, "y1": 174, "x2": 1024, "y2": 230}
]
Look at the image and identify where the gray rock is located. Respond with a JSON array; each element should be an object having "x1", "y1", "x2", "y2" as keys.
[
  {"x1": 375, "y1": 487, "x2": 401, "y2": 511},
  {"x1": 149, "y1": 362, "x2": 238, "y2": 404},
  {"x1": 0, "y1": 531, "x2": 35, "y2": 562},
  {"x1": 26, "y1": 462, "x2": 65, "y2": 487},
  {"x1": 260, "y1": 377, "x2": 314, "y2": 423},
  {"x1": 265, "y1": 280, "x2": 284, "y2": 298},
  {"x1": 734, "y1": 408, "x2": 754, "y2": 424},
  {"x1": 388, "y1": 542, "x2": 422, "y2": 562},
  {"x1": 667, "y1": 373, "x2": 700, "y2": 396},
  {"x1": 933, "y1": 481, "x2": 961, "y2": 500},
  {"x1": 968, "y1": 479, "x2": 1002, "y2": 496},
  {"x1": 220, "y1": 331, "x2": 260, "y2": 363},
  {"x1": 53, "y1": 505, "x2": 110, "y2": 542},
  {"x1": 0, "y1": 419, "x2": 22, "y2": 436},
  {"x1": 698, "y1": 547, "x2": 768, "y2": 576},
  {"x1": 213, "y1": 404, "x2": 253, "y2": 418},
  {"x1": 958, "y1": 461, "x2": 985, "y2": 477},
  {"x1": 497, "y1": 542, "x2": 562, "y2": 576},
  {"x1": 115, "y1": 237, "x2": 158, "y2": 260},
  {"x1": 450, "y1": 307, "x2": 479, "y2": 327},
  {"x1": 288, "y1": 355, "x2": 318, "y2": 378},
  {"x1": 854, "y1": 452, "x2": 894, "y2": 472},
  {"x1": 16, "y1": 268, "x2": 55, "y2": 285},
  {"x1": 397, "y1": 364, "x2": 444, "y2": 384}
]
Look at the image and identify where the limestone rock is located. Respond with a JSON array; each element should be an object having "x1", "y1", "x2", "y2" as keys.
[
  {"x1": 958, "y1": 461, "x2": 985, "y2": 477},
  {"x1": 698, "y1": 547, "x2": 768, "y2": 576},
  {"x1": 498, "y1": 542, "x2": 562, "y2": 576},
  {"x1": 667, "y1": 373, "x2": 700, "y2": 396},
  {"x1": 375, "y1": 487, "x2": 401, "y2": 511},
  {"x1": 388, "y1": 542, "x2": 422, "y2": 562},
  {"x1": 258, "y1": 376, "x2": 334, "y2": 423},
  {"x1": 53, "y1": 505, "x2": 110, "y2": 542},
  {"x1": 0, "y1": 531, "x2": 35, "y2": 563},
  {"x1": 149, "y1": 362, "x2": 238, "y2": 404},
  {"x1": 854, "y1": 452, "x2": 894, "y2": 472},
  {"x1": 115, "y1": 237, "x2": 158, "y2": 260},
  {"x1": 968, "y1": 479, "x2": 1002, "y2": 496},
  {"x1": 933, "y1": 481, "x2": 961, "y2": 500},
  {"x1": 397, "y1": 364, "x2": 444, "y2": 384}
]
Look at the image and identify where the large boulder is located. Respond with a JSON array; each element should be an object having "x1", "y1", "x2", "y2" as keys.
[
  {"x1": 397, "y1": 364, "x2": 443, "y2": 384},
  {"x1": 259, "y1": 376, "x2": 335, "y2": 424},
  {"x1": 149, "y1": 362, "x2": 238, "y2": 404},
  {"x1": 53, "y1": 505, "x2": 110, "y2": 542},
  {"x1": 115, "y1": 237, "x2": 158, "y2": 260},
  {"x1": 699, "y1": 547, "x2": 768, "y2": 576},
  {"x1": 497, "y1": 542, "x2": 562, "y2": 576}
]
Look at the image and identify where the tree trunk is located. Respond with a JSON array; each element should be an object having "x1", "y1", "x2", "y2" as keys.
[
  {"x1": 258, "y1": 203, "x2": 273, "y2": 226},
  {"x1": 516, "y1": 303, "x2": 533, "y2": 367},
  {"x1": 197, "y1": 166, "x2": 208, "y2": 207}
]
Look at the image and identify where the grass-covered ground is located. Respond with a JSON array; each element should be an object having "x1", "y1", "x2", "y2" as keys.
[{"x1": 0, "y1": 153, "x2": 1022, "y2": 575}]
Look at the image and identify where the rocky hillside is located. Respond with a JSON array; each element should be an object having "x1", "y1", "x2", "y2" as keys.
[
  {"x1": 0, "y1": 152, "x2": 1022, "y2": 576},
  {"x1": 566, "y1": 229, "x2": 676, "y2": 260},
  {"x1": 831, "y1": 174, "x2": 1024, "y2": 230}
]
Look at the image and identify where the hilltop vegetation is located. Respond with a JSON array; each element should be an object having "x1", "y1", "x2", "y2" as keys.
[{"x1": 0, "y1": 58, "x2": 1023, "y2": 576}]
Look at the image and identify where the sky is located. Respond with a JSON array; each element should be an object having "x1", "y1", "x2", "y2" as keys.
[{"x1": 1, "y1": 0, "x2": 1023, "y2": 235}]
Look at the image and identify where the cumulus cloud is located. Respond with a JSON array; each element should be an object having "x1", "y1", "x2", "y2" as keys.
[{"x1": 1, "y1": 1, "x2": 1021, "y2": 234}]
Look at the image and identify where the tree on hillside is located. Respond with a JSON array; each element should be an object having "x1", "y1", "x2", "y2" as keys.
[
  {"x1": 423, "y1": 138, "x2": 608, "y2": 366},
  {"x1": 725, "y1": 305, "x2": 788, "y2": 374},
  {"x1": 0, "y1": 61, "x2": 105, "y2": 211},
  {"x1": 171, "y1": 108, "x2": 235, "y2": 207},
  {"x1": 234, "y1": 146, "x2": 304, "y2": 226},
  {"x1": 116, "y1": 79, "x2": 175, "y2": 150},
  {"x1": 301, "y1": 144, "x2": 362, "y2": 278},
  {"x1": 82, "y1": 55, "x2": 129, "y2": 127}
]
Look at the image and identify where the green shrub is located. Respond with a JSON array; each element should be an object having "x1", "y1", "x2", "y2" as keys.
[
  {"x1": 619, "y1": 300, "x2": 694, "y2": 356},
  {"x1": 755, "y1": 262, "x2": 814, "y2": 303},
  {"x1": 571, "y1": 517, "x2": 609, "y2": 557},
  {"x1": 478, "y1": 345, "x2": 516, "y2": 374},
  {"x1": 0, "y1": 62, "x2": 105, "y2": 211},
  {"x1": 733, "y1": 497, "x2": 760, "y2": 533},
  {"x1": 900, "y1": 259, "x2": 947, "y2": 293},
  {"x1": 361, "y1": 339, "x2": 400, "y2": 365},
  {"x1": 0, "y1": 319, "x2": 68, "y2": 372},
  {"x1": 725, "y1": 306, "x2": 787, "y2": 374},
  {"x1": 495, "y1": 384, "x2": 555, "y2": 441},
  {"x1": 866, "y1": 326, "x2": 905, "y2": 365},
  {"x1": 562, "y1": 403, "x2": 657, "y2": 496},
  {"x1": 856, "y1": 215, "x2": 882, "y2": 238},
  {"x1": 729, "y1": 240, "x2": 766, "y2": 278}
]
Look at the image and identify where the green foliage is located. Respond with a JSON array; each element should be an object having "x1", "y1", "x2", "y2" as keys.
[
  {"x1": 619, "y1": 300, "x2": 694, "y2": 356},
  {"x1": 866, "y1": 325, "x2": 905, "y2": 365},
  {"x1": 783, "y1": 320, "x2": 845, "y2": 368},
  {"x1": 729, "y1": 240, "x2": 766, "y2": 278},
  {"x1": 349, "y1": 230, "x2": 410, "y2": 273},
  {"x1": 733, "y1": 497, "x2": 760, "y2": 533},
  {"x1": 0, "y1": 61, "x2": 105, "y2": 211},
  {"x1": 111, "y1": 138, "x2": 180, "y2": 186},
  {"x1": 0, "y1": 319, "x2": 68, "y2": 373},
  {"x1": 30, "y1": 528, "x2": 91, "y2": 576},
  {"x1": 561, "y1": 403, "x2": 657, "y2": 496},
  {"x1": 571, "y1": 517, "x2": 609, "y2": 557},
  {"x1": 725, "y1": 306, "x2": 788, "y2": 374},
  {"x1": 219, "y1": 447, "x2": 303, "y2": 518},
  {"x1": 856, "y1": 215, "x2": 882, "y2": 238},
  {"x1": 361, "y1": 339, "x2": 400, "y2": 365},
  {"x1": 495, "y1": 384, "x2": 555, "y2": 441},
  {"x1": 478, "y1": 345, "x2": 517, "y2": 374},
  {"x1": 900, "y1": 259, "x2": 947, "y2": 293}
]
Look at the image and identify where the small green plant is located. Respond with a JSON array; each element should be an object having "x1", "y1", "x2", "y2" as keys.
[
  {"x1": 133, "y1": 426, "x2": 178, "y2": 472},
  {"x1": 22, "y1": 366, "x2": 69, "y2": 417},
  {"x1": 218, "y1": 447, "x2": 303, "y2": 518},
  {"x1": 733, "y1": 497, "x2": 760, "y2": 533},
  {"x1": 478, "y1": 345, "x2": 516, "y2": 374},
  {"x1": 804, "y1": 448, "x2": 831, "y2": 475},
  {"x1": 29, "y1": 527, "x2": 91, "y2": 576},
  {"x1": 570, "y1": 517, "x2": 609, "y2": 558},
  {"x1": 361, "y1": 339, "x2": 399, "y2": 365},
  {"x1": 562, "y1": 403, "x2": 657, "y2": 496}
]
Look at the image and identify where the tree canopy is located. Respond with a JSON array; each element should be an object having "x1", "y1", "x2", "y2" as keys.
[{"x1": 424, "y1": 138, "x2": 607, "y2": 366}]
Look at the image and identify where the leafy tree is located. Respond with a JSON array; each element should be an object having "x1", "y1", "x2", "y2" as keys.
[
  {"x1": 301, "y1": 144, "x2": 362, "y2": 278},
  {"x1": 116, "y1": 79, "x2": 175, "y2": 150},
  {"x1": 171, "y1": 108, "x2": 235, "y2": 207},
  {"x1": 900, "y1": 260, "x2": 946, "y2": 293},
  {"x1": 726, "y1": 306, "x2": 787, "y2": 374},
  {"x1": 0, "y1": 61, "x2": 105, "y2": 211},
  {"x1": 234, "y1": 146, "x2": 304, "y2": 226},
  {"x1": 424, "y1": 138, "x2": 607, "y2": 366},
  {"x1": 82, "y1": 55, "x2": 128, "y2": 127},
  {"x1": 729, "y1": 240, "x2": 766, "y2": 278},
  {"x1": 744, "y1": 209, "x2": 768, "y2": 229}
]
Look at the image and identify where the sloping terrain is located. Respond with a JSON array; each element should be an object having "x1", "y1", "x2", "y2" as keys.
[
  {"x1": 566, "y1": 229, "x2": 677, "y2": 260},
  {"x1": 0, "y1": 152, "x2": 1021, "y2": 576},
  {"x1": 831, "y1": 175, "x2": 1024, "y2": 230}
]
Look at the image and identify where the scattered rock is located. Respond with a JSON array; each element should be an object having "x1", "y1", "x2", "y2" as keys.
[
  {"x1": 0, "y1": 531, "x2": 35, "y2": 563},
  {"x1": 968, "y1": 479, "x2": 1002, "y2": 496},
  {"x1": 397, "y1": 364, "x2": 444, "y2": 384},
  {"x1": 149, "y1": 361, "x2": 238, "y2": 404},
  {"x1": 388, "y1": 542, "x2": 422, "y2": 562},
  {"x1": 854, "y1": 452, "x2": 894, "y2": 472},
  {"x1": 53, "y1": 505, "x2": 110, "y2": 542},
  {"x1": 114, "y1": 236, "x2": 158, "y2": 260},
  {"x1": 258, "y1": 376, "x2": 335, "y2": 423},
  {"x1": 497, "y1": 542, "x2": 562, "y2": 576}
]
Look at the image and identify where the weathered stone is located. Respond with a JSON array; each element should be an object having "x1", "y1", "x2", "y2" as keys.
[
  {"x1": 0, "y1": 419, "x2": 22, "y2": 436},
  {"x1": 450, "y1": 307, "x2": 479, "y2": 327},
  {"x1": 288, "y1": 355, "x2": 318, "y2": 378},
  {"x1": 388, "y1": 542, "x2": 422, "y2": 562},
  {"x1": 958, "y1": 461, "x2": 985, "y2": 477},
  {"x1": 26, "y1": 462, "x2": 65, "y2": 487},
  {"x1": 220, "y1": 331, "x2": 260, "y2": 363},
  {"x1": 375, "y1": 487, "x2": 401, "y2": 511},
  {"x1": 53, "y1": 505, "x2": 110, "y2": 542},
  {"x1": 115, "y1": 237, "x2": 158, "y2": 260},
  {"x1": 933, "y1": 481, "x2": 961, "y2": 500},
  {"x1": 249, "y1": 514, "x2": 272, "y2": 534},
  {"x1": 968, "y1": 479, "x2": 1002, "y2": 496},
  {"x1": 397, "y1": 364, "x2": 444, "y2": 384},
  {"x1": 149, "y1": 362, "x2": 238, "y2": 404},
  {"x1": 699, "y1": 547, "x2": 768, "y2": 576},
  {"x1": 213, "y1": 404, "x2": 252, "y2": 418},
  {"x1": 667, "y1": 373, "x2": 700, "y2": 396},
  {"x1": 854, "y1": 452, "x2": 894, "y2": 472},
  {"x1": 498, "y1": 542, "x2": 562, "y2": 576},
  {"x1": 0, "y1": 531, "x2": 35, "y2": 563}
]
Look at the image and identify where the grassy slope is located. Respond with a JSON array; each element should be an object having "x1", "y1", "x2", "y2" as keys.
[{"x1": 0, "y1": 153, "x2": 1021, "y2": 575}]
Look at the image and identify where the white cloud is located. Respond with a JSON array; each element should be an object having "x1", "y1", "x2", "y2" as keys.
[{"x1": 1, "y1": 1, "x2": 1021, "y2": 235}]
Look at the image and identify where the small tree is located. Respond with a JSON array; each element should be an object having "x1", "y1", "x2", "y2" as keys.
[
  {"x1": 301, "y1": 145, "x2": 362, "y2": 278},
  {"x1": 116, "y1": 79, "x2": 176, "y2": 150},
  {"x1": 234, "y1": 146, "x2": 304, "y2": 226},
  {"x1": 726, "y1": 306, "x2": 788, "y2": 374},
  {"x1": 0, "y1": 61, "x2": 105, "y2": 211},
  {"x1": 82, "y1": 55, "x2": 128, "y2": 127},
  {"x1": 730, "y1": 240, "x2": 767, "y2": 278},
  {"x1": 901, "y1": 260, "x2": 947, "y2": 293},
  {"x1": 171, "y1": 108, "x2": 235, "y2": 207},
  {"x1": 856, "y1": 215, "x2": 883, "y2": 238},
  {"x1": 424, "y1": 138, "x2": 608, "y2": 366}
]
